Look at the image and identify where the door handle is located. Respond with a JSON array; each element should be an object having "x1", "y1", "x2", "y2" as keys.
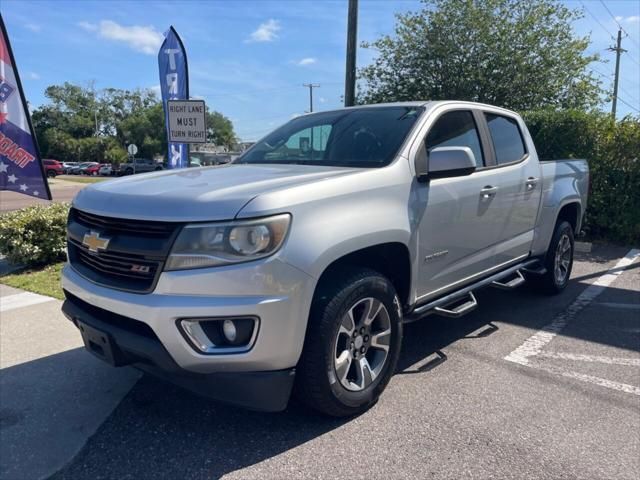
[
  {"x1": 525, "y1": 177, "x2": 539, "y2": 190},
  {"x1": 480, "y1": 186, "x2": 498, "y2": 199}
]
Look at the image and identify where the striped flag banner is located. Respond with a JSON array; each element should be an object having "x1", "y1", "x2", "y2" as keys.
[{"x1": 0, "y1": 15, "x2": 51, "y2": 200}]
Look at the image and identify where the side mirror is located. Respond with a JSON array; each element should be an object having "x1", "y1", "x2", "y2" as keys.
[{"x1": 416, "y1": 146, "x2": 477, "y2": 182}]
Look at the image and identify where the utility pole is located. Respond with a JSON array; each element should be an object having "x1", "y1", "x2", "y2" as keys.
[
  {"x1": 344, "y1": 0, "x2": 358, "y2": 107},
  {"x1": 608, "y1": 28, "x2": 626, "y2": 118},
  {"x1": 303, "y1": 83, "x2": 320, "y2": 112}
]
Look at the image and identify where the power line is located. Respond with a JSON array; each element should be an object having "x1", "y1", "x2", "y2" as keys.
[
  {"x1": 624, "y1": 51, "x2": 640, "y2": 67},
  {"x1": 617, "y1": 85, "x2": 639, "y2": 104},
  {"x1": 581, "y1": 1, "x2": 616, "y2": 40},
  {"x1": 590, "y1": 66, "x2": 612, "y2": 79},
  {"x1": 616, "y1": 96, "x2": 640, "y2": 113},
  {"x1": 597, "y1": 0, "x2": 640, "y2": 49},
  {"x1": 598, "y1": 0, "x2": 623, "y2": 29},
  {"x1": 625, "y1": 34, "x2": 640, "y2": 50}
]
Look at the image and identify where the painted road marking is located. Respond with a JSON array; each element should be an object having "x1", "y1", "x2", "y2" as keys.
[
  {"x1": 505, "y1": 248, "x2": 640, "y2": 396},
  {"x1": 535, "y1": 363, "x2": 640, "y2": 396},
  {"x1": 594, "y1": 302, "x2": 640, "y2": 310},
  {"x1": 538, "y1": 351, "x2": 640, "y2": 367},
  {"x1": 0, "y1": 292, "x2": 56, "y2": 313}
]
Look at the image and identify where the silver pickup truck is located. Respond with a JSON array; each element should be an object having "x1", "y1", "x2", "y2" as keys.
[{"x1": 62, "y1": 101, "x2": 588, "y2": 416}]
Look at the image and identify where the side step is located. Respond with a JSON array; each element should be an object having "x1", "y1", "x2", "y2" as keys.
[
  {"x1": 433, "y1": 292, "x2": 478, "y2": 318},
  {"x1": 403, "y1": 258, "x2": 539, "y2": 324},
  {"x1": 521, "y1": 265, "x2": 547, "y2": 276},
  {"x1": 491, "y1": 271, "x2": 525, "y2": 290}
]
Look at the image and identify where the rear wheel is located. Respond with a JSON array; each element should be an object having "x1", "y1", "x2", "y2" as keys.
[
  {"x1": 46, "y1": 170, "x2": 56, "y2": 178},
  {"x1": 295, "y1": 268, "x2": 403, "y2": 417},
  {"x1": 125, "y1": 167, "x2": 134, "y2": 175},
  {"x1": 529, "y1": 220, "x2": 574, "y2": 294}
]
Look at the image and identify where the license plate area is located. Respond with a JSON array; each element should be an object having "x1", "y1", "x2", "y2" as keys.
[{"x1": 77, "y1": 320, "x2": 127, "y2": 366}]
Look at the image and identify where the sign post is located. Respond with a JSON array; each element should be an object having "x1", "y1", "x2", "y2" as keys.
[
  {"x1": 127, "y1": 143, "x2": 138, "y2": 174},
  {"x1": 127, "y1": 143, "x2": 138, "y2": 156}
]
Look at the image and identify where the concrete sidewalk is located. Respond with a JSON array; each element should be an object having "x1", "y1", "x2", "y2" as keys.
[{"x1": 0, "y1": 284, "x2": 140, "y2": 480}]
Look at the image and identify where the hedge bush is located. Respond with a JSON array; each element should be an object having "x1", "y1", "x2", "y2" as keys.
[
  {"x1": 522, "y1": 110, "x2": 640, "y2": 244},
  {"x1": 0, "y1": 203, "x2": 70, "y2": 267}
]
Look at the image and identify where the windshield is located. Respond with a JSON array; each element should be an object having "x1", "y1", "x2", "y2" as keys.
[{"x1": 237, "y1": 106, "x2": 424, "y2": 168}]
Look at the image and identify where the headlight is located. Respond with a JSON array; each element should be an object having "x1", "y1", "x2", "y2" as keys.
[{"x1": 165, "y1": 214, "x2": 291, "y2": 271}]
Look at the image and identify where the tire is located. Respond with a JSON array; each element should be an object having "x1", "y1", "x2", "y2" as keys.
[
  {"x1": 529, "y1": 220, "x2": 574, "y2": 294},
  {"x1": 125, "y1": 168, "x2": 134, "y2": 175},
  {"x1": 92, "y1": 171, "x2": 97, "y2": 176},
  {"x1": 295, "y1": 267, "x2": 403, "y2": 417},
  {"x1": 46, "y1": 170, "x2": 56, "y2": 178}
]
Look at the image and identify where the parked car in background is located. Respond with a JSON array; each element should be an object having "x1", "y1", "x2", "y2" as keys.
[
  {"x1": 42, "y1": 159, "x2": 63, "y2": 178},
  {"x1": 63, "y1": 101, "x2": 589, "y2": 416},
  {"x1": 84, "y1": 163, "x2": 105, "y2": 176},
  {"x1": 70, "y1": 162, "x2": 97, "y2": 175},
  {"x1": 98, "y1": 164, "x2": 113, "y2": 176},
  {"x1": 62, "y1": 162, "x2": 79, "y2": 174},
  {"x1": 116, "y1": 158, "x2": 163, "y2": 175}
]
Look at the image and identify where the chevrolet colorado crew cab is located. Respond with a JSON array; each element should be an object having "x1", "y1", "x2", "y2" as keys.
[{"x1": 62, "y1": 101, "x2": 588, "y2": 417}]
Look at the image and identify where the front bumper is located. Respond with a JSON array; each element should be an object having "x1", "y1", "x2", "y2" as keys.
[
  {"x1": 61, "y1": 257, "x2": 315, "y2": 410},
  {"x1": 61, "y1": 292, "x2": 295, "y2": 411}
]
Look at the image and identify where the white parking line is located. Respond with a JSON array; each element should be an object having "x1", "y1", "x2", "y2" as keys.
[
  {"x1": 538, "y1": 351, "x2": 640, "y2": 366},
  {"x1": 0, "y1": 292, "x2": 56, "y2": 313},
  {"x1": 537, "y1": 363, "x2": 640, "y2": 396},
  {"x1": 505, "y1": 248, "x2": 640, "y2": 395},
  {"x1": 594, "y1": 302, "x2": 640, "y2": 310}
]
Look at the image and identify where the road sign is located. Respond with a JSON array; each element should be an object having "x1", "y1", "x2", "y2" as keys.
[
  {"x1": 127, "y1": 144, "x2": 138, "y2": 156},
  {"x1": 167, "y1": 99, "x2": 206, "y2": 144}
]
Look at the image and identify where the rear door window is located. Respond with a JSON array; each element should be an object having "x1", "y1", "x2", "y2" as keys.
[
  {"x1": 425, "y1": 110, "x2": 484, "y2": 167},
  {"x1": 485, "y1": 114, "x2": 526, "y2": 165}
]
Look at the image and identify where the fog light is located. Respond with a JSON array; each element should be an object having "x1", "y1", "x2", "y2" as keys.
[
  {"x1": 222, "y1": 319, "x2": 237, "y2": 342},
  {"x1": 178, "y1": 317, "x2": 258, "y2": 354}
]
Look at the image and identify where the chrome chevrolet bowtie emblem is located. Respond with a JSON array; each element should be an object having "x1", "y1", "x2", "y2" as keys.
[{"x1": 82, "y1": 231, "x2": 111, "y2": 253}]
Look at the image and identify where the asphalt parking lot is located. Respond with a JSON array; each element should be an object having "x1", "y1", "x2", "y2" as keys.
[{"x1": 2, "y1": 244, "x2": 639, "y2": 480}]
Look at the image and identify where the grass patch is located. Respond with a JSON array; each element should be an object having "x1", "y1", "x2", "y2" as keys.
[
  {"x1": 1, "y1": 262, "x2": 65, "y2": 299},
  {"x1": 54, "y1": 175, "x2": 111, "y2": 184}
]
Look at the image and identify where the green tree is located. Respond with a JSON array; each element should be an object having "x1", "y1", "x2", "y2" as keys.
[
  {"x1": 358, "y1": 0, "x2": 603, "y2": 110},
  {"x1": 206, "y1": 109, "x2": 237, "y2": 149},
  {"x1": 32, "y1": 83, "x2": 238, "y2": 163}
]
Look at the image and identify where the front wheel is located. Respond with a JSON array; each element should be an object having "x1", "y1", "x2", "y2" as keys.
[{"x1": 295, "y1": 268, "x2": 403, "y2": 417}]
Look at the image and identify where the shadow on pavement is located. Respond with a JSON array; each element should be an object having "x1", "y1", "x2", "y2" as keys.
[
  {"x1": 51, "y1": 374, "x2": 350, "y2": 480},
  {"x1": 0, "y1": 348, "x2": 139, "y2": 480}
]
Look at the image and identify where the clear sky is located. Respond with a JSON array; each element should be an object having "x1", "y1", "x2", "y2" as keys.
[{"x1": 2, "y1": 0, "x2": 639, "y2": 141}]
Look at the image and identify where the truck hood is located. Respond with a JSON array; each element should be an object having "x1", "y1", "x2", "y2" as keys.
[{"x1": 72, "y1": 163, "x2": 360, "y2": 222}]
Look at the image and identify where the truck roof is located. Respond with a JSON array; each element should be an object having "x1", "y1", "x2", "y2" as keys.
[{"x1": 306, "y1": 100, "x2": 519, "y2": 117}]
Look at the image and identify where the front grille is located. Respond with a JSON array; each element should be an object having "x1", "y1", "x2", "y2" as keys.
[
  {"x1": 73, "y1": 209, "x2": 175, "y2": 238},
  {"x1": 67, "y1": 208, "x2": 181, "y2": 293}
]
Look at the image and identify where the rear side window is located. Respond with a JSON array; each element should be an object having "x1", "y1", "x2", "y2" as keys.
[
  {"x1": 425, "y1": 111, "x2": 484, "y2": 167},
  {"x1": 485, "y1": 114, "x2": 526, "y2": 165}
]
